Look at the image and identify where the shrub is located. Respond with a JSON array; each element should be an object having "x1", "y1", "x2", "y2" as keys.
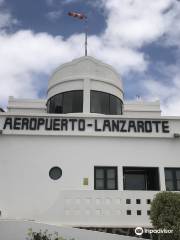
[
  {"x1": 150, "y1": 191, "x2": 180, "y2": 240},
  {"x1": 27, "y1": 229, "x2": 75, "y2": 240}
]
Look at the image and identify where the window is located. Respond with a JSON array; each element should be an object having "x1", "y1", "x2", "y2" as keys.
[
  {"x1": 47, "y1": 90, "x2": 83, "y2": 114},
  {"x1": 90, "y1": 90, "x2": 123, "y2": 115},
  {"x1": 49, "y1": 167, "x2": 62, "y2": 180},
  {"x1": 127, "y1": 210, "x2": 131, "y2": 215},
  {"x1": 94, "y1": 166, "x2": 118, "y2": 190},
  {"x1": 165, "y1": 168, "x2": 180, "y2": 191},
  {"x1": 136, "y1": 199, "x2": 141, "y2": 204},
  {"x1": 126, "y1": 199, "x2": 131, "y2": 204},
  {"x1": 123, "y1": 167, "x2": 160, "y2": 191},
  {"x1": 137, "y1": 210, "x2": 141, "y2": 215}
]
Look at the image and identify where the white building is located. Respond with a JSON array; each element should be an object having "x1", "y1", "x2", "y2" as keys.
[{"x1": 0, "y1": 56, "x2": 180, "y2": 237}]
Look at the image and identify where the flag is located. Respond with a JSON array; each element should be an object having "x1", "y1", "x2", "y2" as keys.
[{"x1": 68, "y1": 11, "x2": 87, "y2": 20}]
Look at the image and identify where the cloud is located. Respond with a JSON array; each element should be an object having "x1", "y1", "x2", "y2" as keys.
[
  {"x1": 0, "y1": 31, "x2": 80, "y2": 105},
  {"x1": 142, "y1": 60, "x2": 180, "y2": 115},
  {"x1": 0, "y1": 0, "x2": 180, "y2": 116},
  {"x1": 0, "y1": 30, "x2": 146, "y2": 108},
  {"x1": 46, "y1": 10, "x2": 62, "y2": 21},
  {"x1": 144, "y1": 76, "x2": 180, "y2": 116},
  {"x1": 0, "y1": 0, "x2": 18, "y2": 30}
]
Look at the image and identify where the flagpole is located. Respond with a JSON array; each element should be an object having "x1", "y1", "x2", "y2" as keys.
[
  {"x1": 68, "y1": 11, "x2": 88, "y2": 56},
  {"x1": 85, "y1": 18, "x2": 88, "y2": 56}
]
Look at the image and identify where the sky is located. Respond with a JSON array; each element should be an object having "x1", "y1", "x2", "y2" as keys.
[{"x1": 0, "y1": 0, "x2": 180, "y2": 115}]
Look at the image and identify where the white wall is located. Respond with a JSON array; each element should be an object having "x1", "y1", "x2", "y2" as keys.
[{"x1": 0, "y1": 128, "x2": 180, "y2": 226}]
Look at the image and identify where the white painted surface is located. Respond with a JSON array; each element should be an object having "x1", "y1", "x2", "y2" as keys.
[
  {"x1": 7, "y1": 96, "x2": 46, "y2": 113},
  {"x1": 47, "y1": 56, "x2": 124, "y2": 104},
  {"x1": 6, "y1": 98, "x2": 162, "y2": 117},
  {"x1": 0, "y1": 56, "x2": 180, "y2": 230},
  {"x1": 0, "y1": 124, "x2": 180, "y2": 226}
]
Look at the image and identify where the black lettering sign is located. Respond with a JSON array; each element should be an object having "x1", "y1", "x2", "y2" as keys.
[
  {"x1": 37, "y1": 118, "x2": 45, "y2": 130},
  {"x1": 162, "y1": 121, "x2": 170, "y2": 133},
  {"x1": 3, "y1": 117, "x2": 12, "y2": 130},
  {"x1": 2, "y1": 117, "x2": 171, "y2": 134},
  {"x1": 69, "y1": 119, "x2": 77, "y2": 131},
  {"x1": 137, "y1": 121, "x2": 144, "y2": 132},
  {"x1": 119, "y1": 120, "x2": 127, "y2": 132},
  {"x1": 14, "y1": 118, "x2": 21, "y2": 130},
  {"x1": 103, "y1": 120, "x2": 111, "y2": 132},
  {"x1": 29, "y1": 118, "x2": 37, "y2": 130},
  {"x1": 145, "y1": 121, "x2": 152, "y2": 133},
  {"x1": 112, "y1": 120, "x2": 119, "y2": 132},
  {"x1": 78, "y1": 119, "x2": 85, "y2": 131},
  {"x1": 61, "y1": 119, "x2": 68, "y2": 131},
  {"x1": 21, "y1": 118, "x2": 29, "y2": 130},
  {"x1": 53, "y1": 119, "x2": 60, "y2": 130},
  {"x1": 95, "y1": 119, "x2": 101, "y2": 131},
  {"x1": 152, "y1": 121, "x2": 160, "y2": 133},
  {"x1": 45, "y1": 118, "x2": 53, "y2": 130},
  {"x1": 128, "y1": 120, "x2": 137, "y2": 132}
]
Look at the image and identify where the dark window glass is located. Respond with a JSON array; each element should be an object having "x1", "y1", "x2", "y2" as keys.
[
  {"x1": 165, "y1": 168, "x2": 180, "y2": 191},
  {"x1": 47, "y1": 90, "x2": 83, "y2": 114},
  {"x1": 91, "y1": 91, "x2": 109, "y2": 114},
  {"x1": 54, "y1": 94, "x2": 63, "y2": 113},
  {"x1": 126, "y1": 199, "x2": 131, "y2": 204},
  {"x1": 136, "y1": 199, "x2": 141, "y2": 204},
  {"x1": 90, "y1": 90, "x2": 122, "y2": 115},
  {"x1": 49, "y1": 167, "x2": 62, "y2": 180},
  {"x1": 123, "y1": 167, "x2": 160, "y2": 191},
  {"x1": 137, "y1": 210, "x2": 141, "y2": 215},
  {"x1": 94, "y1": 166, "x2": 118, "y2": 190},
  {"x1": 127, "y1": 210, "x2": 131, "y2": 215},
  {"x1": 124, "y1": 173, "x2": 146, "y2": 190},
  {"x1": 110, "y1": 95, "x2": 122, "y2": 115}
]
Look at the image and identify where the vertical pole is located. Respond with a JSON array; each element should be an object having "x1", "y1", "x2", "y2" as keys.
[{"x1": 85, "y1": 18, "x2": 88, "y2": 56}]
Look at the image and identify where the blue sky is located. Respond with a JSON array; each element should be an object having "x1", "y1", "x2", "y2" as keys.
[{"x1": 0, "y1": 0, "x2": 180, "y2": 115}]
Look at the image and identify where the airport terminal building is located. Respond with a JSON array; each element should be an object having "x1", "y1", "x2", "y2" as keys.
[{"x1": 0, "y1": 56, "x2": 180, "y2": 235}]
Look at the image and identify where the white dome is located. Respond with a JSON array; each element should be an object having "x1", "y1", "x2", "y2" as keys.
[{"x1": 47, "y1": 56, "x2": 123, "y2": 101}]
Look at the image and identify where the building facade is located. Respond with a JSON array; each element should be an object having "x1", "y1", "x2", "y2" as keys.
[{"x1": 0, "y1": 56, "x2": 180, "y2": 234}]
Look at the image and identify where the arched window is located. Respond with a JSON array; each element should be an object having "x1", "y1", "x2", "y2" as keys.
[
  {"x1": 90, "y1": 90, "x2": 123, "y2": 115},
  {"x1": 47, "y1": 90, "x2": 83, "y2": 114}
]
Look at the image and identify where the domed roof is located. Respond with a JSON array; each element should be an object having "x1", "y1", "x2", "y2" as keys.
[{"x1": 48, "y1": 56, "x2": 123, "y2": 97}]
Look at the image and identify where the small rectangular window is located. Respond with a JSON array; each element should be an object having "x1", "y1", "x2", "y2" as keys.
[
  {"x1": 94, "y1": 166, "x2": 118, "y2": 190},
  {"x1": 137, "y1": 210, "x2": 141, "y2": 215},
  {"x1": 123, "y1": 167, "x2": 160, "y2": 191},
  {"x1": 126, "y1": 199, "x2": 131, "y2": 204},
  {"x1": 165, "y1": 168, "x2": 180, "y2": 191},
  {"x1": 136, "y1": 199, "x2": 141, "y2": 204},
  {"x1": 127, "y1": 210, "x2": 131, "y2": 215}
]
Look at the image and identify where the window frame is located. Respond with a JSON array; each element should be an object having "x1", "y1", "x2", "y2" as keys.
[
  {"x1": 123, "y1": 167, "x2": 160, "y2": 191},
  {"x1": 90, "y1": 90, "x2": 123, "y2": 115},
  {"x1": 94, "y1": 166, "x2": 118, "y2": 190},
  {"x1": 47, "y1": 90, "x2": 83, "y2": 114},
  {"x1": 165, "y1": 168, "x2": 180, "y2": 191}
]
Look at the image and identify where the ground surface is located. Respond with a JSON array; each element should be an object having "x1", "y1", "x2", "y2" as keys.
[{"x1": 0, "y1": 220, "x2": 145, "y2": 240}]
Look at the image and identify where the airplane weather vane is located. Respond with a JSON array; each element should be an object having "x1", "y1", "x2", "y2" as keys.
[{"x1": 68, "y1": 11, "x2": 88, "y2": 56}]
